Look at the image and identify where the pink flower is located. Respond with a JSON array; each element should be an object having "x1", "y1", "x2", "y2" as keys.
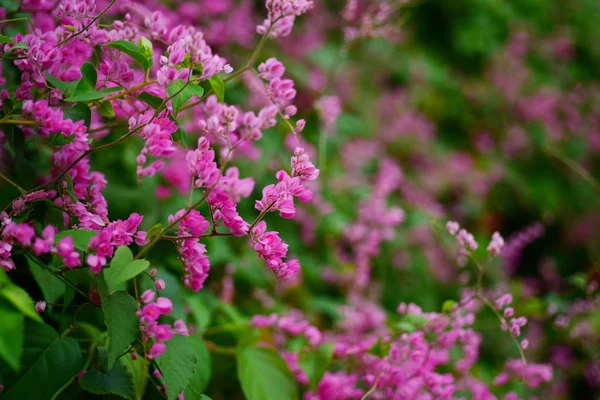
[
  {"x1": 446, "y1": 221, "x2": 460, "y2": 235},
  {"x1": 173, "y1": 319, "x2": 190, "y2": 336},
  {"x1": 155, "y1": 297, "x2": 173, "y2": 314},
  {"x1": 487, "y1": 231, "x2": 505, "y2": 255},
  {"x1": 148, "y1": 343, "x2": 167, "y2": 359},
  {"x1": 155, "y1": 279, "x2": 166, "y2": 291},
  {"x1": 35, "y1": 300, "x2": 46, "y2": 313},
  {"x1": 141, "y1": 289, "x2": 155, "y2": 303}
]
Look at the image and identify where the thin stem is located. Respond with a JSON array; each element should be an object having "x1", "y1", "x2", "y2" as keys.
[
  {"x1": 55, "y1": 0, "x2": 117, "y2": 46},
  {"x1": 361, "y1": 373, "x2": 383, "y2": 400},
  {"x1": 202, "y1": 322, "x2": 248, "y2": 336},
  {"x1": 475, "y1": 293, "x2": 527, "y2": 365},
  {"x1": 0, "y1": 172, "x2": 26, "y2": 194},
  {"x1": 0, "y1": 18, "x2": 32, "y2": 24},
  {"x1": 544, "y1": 145, "x2": 600, "y2": 192},
  {"x1": 204, "y1": 340, "x2": 237, "y2": 356},
  {"x1": 100, "y1": 79, "x2": 158, "y2": 103},
  {"x1": 0, "y1": 119, "x2": 36, "y2": 125}
]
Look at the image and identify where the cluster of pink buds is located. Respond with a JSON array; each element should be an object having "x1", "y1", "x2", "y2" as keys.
[
  {"x1": 496, "y1": 293, "x2": 529, "y2": 348},
  {"x1": 446, "y1": 220, "x2": 478, "y2": 266},
  {"x1": 257, "y1": 0, "x2": 314, "y2": 38},
  {"x1": 138, "y1": 289, "x2": 189, "y2": 359},
  {"x1": 168, "y1": 209, "x2": 211, "y2": 292},
  {"x1": 487, "y1": 231, "x2": 505, "y2": 255}
]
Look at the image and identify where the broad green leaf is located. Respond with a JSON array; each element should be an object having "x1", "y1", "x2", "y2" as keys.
[
  {"x1": 97, "y1": 100, "x2": 115, "y2": 118},
  {"x1": 0, "y1": 298, "x2": 24, "y2": 370},
  {"x1": 65, "y1": 62, "x2": 122, "y2": 102},
  {"x1": 156, "y1": 335, "x2": 197, "y2": 400},
  {"x1": 27, "y1": 258, "x2": 65, "y2": 303},
  {"x1": 0, "y1": 34, "x2": 15, "y2": 44},
  {"x1": 101, "y1": 290, "x2": 139, "y2": 369},
  {"x1": 2, "y1": 322, "x2": 82, "y2": 400},
  {"x1": 44, "y1": 73, "x2": 78, "y2": 94},
  {"x1": 106, "y1": 40, "x2": 152, "y2": 70},
  {"x1": 63, "y1": 102, "x2": 92, "y2": 128},
  {"x1": 66, "y1": 86, "x2": 122, "y2": 102},
  {"x1": 121, "y1": 352, "x2": 149, "y2": 400},
  {"x1": 70, "y1": 62, "x2": 97, "y2": 97},
  {"x1": 167, "y1": 80, "x2": 204, "y2": 116},
  {"x1": 55, "y1": 229, "x2": 97, "y2": 251},
  {"x1": 104, "y1": 247, "x2": 150, "y2": 292},
  {"x1": 237, "y1": 346, "x2": 298, "y2": 400},
  {"x1": 208, "y1": 75, "x2": 225, "y2": 102},
  {"x1": 0, "y1": 285, "x2": 42, "y2": 322},
  {"x1": 186, "y1": 294, "x2": 214, "y2": 332},
  {"x1": 187, "y1": 337, "x2": 211, "y2": 395},
  {"x1": 299, "y1": 342, "x2": 335, "y2": 389},
  {"x1": 80, "y1": 350, "x2": 135, "y2": 399},
  {"x1": 137, "y1": 92, "x2": 163, "y2": 109}
]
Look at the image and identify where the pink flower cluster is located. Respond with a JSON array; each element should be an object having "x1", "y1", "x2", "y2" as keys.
[
  {"x1": 257, "y1": 0, "x2": 314, "y2": 38},
  {"x1": 255, "y1": 146, "x2": 318, "y2": 219},
  {"x1": 251, "y1": 221, "x2": 300, "y2": 280},
  {"x1": 168, "y1": 209, "x2": 211, "y2": 291},
  {"x1": 446, "y1": 221, "x2": 478, "y2": 266},
  {"x1": 138, "y1": 289, "x2": 189, "y2": 359},
  {"x1": 86, "y1": 213, "x2": 146, "y2": 273},
  {"x1": 130, "y1": 111, "x2": 179, "y2": 179},
  {"x1": 495, "y1": 293, "x2": 529, "y2": 346}
]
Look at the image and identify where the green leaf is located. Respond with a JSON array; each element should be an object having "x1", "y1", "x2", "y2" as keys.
[
  {"x1": 55, "y1": 229, "x2": 98, "y2": 251},
  {"x1": 27, "y1": 258, "x2": 65, "y2": 304},
  {"x1": 65, "y1": 62, "x2": 122, "y2": 102},
  {"x1": 2, "y1": 322, "x2": 82, "y2": 400},
  {"x1": 138, "y1": 37, "x2": 153, "y2": 59},
  {"x1": 71, "y1": 62, "x2": 97, "y2": 95},
  {"x1": 208, "y1": 75, "x2": 225, "y2": 102},
  {"x1": 0, "y1": 34, "x2": 15, "y2": 44},
  {"x1": 175, "y1": 126, "x2": 188, "y2": 147},
  {"x1": 187, "y1": 337, "x2": 211, "y2": 395},
  {"x1": 156, "y1": 335, "x2": 197, "y2": 400},
  {"x1": 146, "y1": 223, "x2": 163, "y2": 240},
  {"x1": 65, "y1": 175, "x2": 78, "y2": 203},
  {"x1": 167, "y1": 80, "x2": 204, "y2": 116},
  {"x1": 186, "y1": 294, "x2": 214, "y2": 333},
  {"x1": 0, "y1": 297, "x2": 24, "y2": 370},
  {"x1": 137, "y1": 92, "x2": 163, "y2": 109},
  {"x1": 237, "y1": 346, "x2": 298, "y2": 400},
  {"x1": 44, "y1": 73, "x2": 78, "y2": 94},
  {"x1": 0, "y1": 285, "x2": 43, "y2": 322},
  {"x1": 120, "y1": 352, "x2": 149, "y2": 400},
  {"x1": 442, "y1": 300, "x2": 457, "y2": 313},
  {"x1": 80, "y1": 349, "x2": 135, "y2": 399},
  {"x1": 299, "y1": 342, "x2": 334, "y2": 389},
  {"x1": 66, "y1": 86, "x2": 122, "y2": 102},
  {"x1": 101, "y1": 290, "x2": 139, "y2": 369},
  {"x1": 64, "y1": 102, "x2": 92, "y2": 128},
  {"x1": 97, "y1": 100, "x2": 115, "y2": 118},
  {"x1": 569, "y1": 273, "x2": 587, "y2": 290},
  {"x1": 106, "y1": 40, "x2": 152, "y2": 70},
  {"x1": 104, "y1": 247, "x2": 150, "y2": 292},
  {"x1": 11, "y1": 41, "x2": 28, "y2": 50}
]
